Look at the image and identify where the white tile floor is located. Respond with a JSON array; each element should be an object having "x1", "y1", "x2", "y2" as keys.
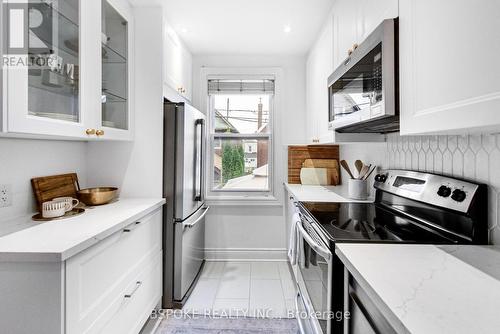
[{"x1": 182, "y1": 261, "x2": 297, "y2": 318}]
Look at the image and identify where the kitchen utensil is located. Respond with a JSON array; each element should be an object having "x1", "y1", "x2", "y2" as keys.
[
  {"x1": 348, "y1": 179, "x2": 368, "y2": 200},
  {"x1": 77, "y1": 187, "x2": 118, "y2": 206},
  {"x1": 363, "y1": 165, "x2": 377, "y2": 180},
  {"x1": 302, "y1": 159, "x2": 340, "y2": 185},
  {"x1": 53, "y1": 197, "x2": 80, "y2": 212},
  {"x1": 340, "y1": 160, "x2": 355, "y2": 179},
  {"x1": 42, "y1": 200, "x2": 67, "y2": 218},
  {"x1": 41, "y1": 69, "x2": 63, "y2": 88},
  {"x1": 354, "y1": 160, "x2": 364, "y2": 176},
  {"x1": 32, "y1": 208, "x2": 85, "y2": 222},
  {"x1": 31, "y1": 173, "x2": 80, "y2": 213},
  {"x1": 358, "y1": 164, "x2": 370, "y2": 180},
  {"x1": 300, "y1": 168, "x2": 329, "y2": 185}
]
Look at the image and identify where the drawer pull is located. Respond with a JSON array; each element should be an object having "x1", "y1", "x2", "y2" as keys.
[
  {"x1": 124, "y1": 281, "x2": 142, "y2": 298},
  {"x1": 123, "y1": 222, "x2": 141, "y2": 232}
]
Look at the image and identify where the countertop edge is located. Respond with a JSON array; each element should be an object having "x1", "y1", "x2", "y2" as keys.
[
  {"x1": 0, "y1": 198, "x2": 166, "y2": 263},
  {"x1": 335, "y1": 245, "x2": 411, "y2": 334}
]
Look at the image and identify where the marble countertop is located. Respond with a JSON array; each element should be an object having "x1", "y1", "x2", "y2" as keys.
[
  {"x1": 0, "y1": 198, "x2": 165, "y2": 262},
  {"x1": 284, "y1": 183, "x2": 374, "y2": 203},
  {"x1": 336, "y1": 244, "x2": 500, "y2": 334}
]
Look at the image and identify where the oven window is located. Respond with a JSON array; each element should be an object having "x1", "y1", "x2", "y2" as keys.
[
  {"x1": 330, "y1": 43, "x2": 383, "y2": 121},
  {"x1": 300, "y1": 241, "x2": 330, "y2": 333}
]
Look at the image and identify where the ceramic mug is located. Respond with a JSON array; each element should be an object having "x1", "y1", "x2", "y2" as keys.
[
  {"x1": 53, "y1": 197, "x2": 79, "y2": 212},
  {"x1": 42, "y1": 201, "x2": 67, "y2": 218}
]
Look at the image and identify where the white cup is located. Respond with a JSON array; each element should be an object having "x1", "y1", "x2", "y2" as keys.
[
  {"x1": 42, "y1": 201, "x2": 67, "y2": 218},
  {"x1": 53, "y1": 197, "x2": 79, "y2": 212},
  {"x1": 348, "y1": 179, "x2": 368, "y2": 200}
]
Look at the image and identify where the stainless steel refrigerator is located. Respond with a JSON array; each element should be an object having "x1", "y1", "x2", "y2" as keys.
[{"x1": 163, "y1": 101, "x2": 208, "y2": 308}]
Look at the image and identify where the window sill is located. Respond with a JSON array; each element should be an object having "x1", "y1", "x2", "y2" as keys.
[{"x1": 205, "y1": 195, "x2": 282, "y2": 207}]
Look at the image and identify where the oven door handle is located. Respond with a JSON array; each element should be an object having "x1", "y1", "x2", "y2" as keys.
[
  {"x1": 295, "y1": 292, "x2": 308, "y2": 334},
  {"x1": 297, "y1": 222, "x2": 332, "y2": 261}
]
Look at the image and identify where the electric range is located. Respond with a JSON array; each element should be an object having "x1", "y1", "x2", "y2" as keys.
[{"x1": 293, "y1": 170, "x2": 488, "y2": 334}]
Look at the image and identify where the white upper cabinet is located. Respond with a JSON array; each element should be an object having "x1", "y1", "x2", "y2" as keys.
[
  {"x1": 163, "y1": 25, "x2": 192, "y2": 102},
  {"x1": 333, "y1": 0, "x2": 398, "y2": 70},
  {"x1": 399, "y1": 0, "x2": 500, "y2": 135},
  {"x1": 306, "y1": 15, "x2": 334, "y2": 144},
  {"x1": 1, "y1": 0, "x2": 133, "y2": 140}
]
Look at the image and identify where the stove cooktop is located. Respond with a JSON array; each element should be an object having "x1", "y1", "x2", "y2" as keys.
[{"x1": 299, "y1": 202, "x2": 459, "y2": 244}]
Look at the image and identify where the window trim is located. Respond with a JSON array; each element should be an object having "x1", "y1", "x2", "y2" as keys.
[
  {"x1": 199, "y1": 67, "x2": 284, "y2": 206},
  {"x1": 207, "y1": 88, "x2": 274, "y2": 195}
]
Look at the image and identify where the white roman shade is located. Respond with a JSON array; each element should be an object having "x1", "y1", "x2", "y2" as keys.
[{"x1": 208, "y1": 79, "x2": 275, "y2": 94}]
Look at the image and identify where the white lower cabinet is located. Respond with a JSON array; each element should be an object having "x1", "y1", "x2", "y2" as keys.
[
  {"x1": 0, "y1": 208, "x2": 163, "y2": 334},
  {"x1": 66, "y1": 209, "x2": 162, "y2": 333}
]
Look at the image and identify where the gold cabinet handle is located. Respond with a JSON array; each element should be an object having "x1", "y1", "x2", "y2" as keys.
[
  {"x1": 353, "y1": 43, "x2": 359, "y2": 50},
  {"x1": 96, "y1": 130, "x2": 105, "y2": 136},
  {"x1": 86, "y1": 129, "x2": 96, "y2": 135}
]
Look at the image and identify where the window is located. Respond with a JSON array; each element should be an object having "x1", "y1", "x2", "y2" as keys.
[{"x1": 207, "y1": 79, "x2": 274, "y2": 195}]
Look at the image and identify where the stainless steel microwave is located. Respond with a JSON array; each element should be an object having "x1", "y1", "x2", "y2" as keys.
[{"x1": 328, "y1": 18, "x2": 399, "y2": 134}]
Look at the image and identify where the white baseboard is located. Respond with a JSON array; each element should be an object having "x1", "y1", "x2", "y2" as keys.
[{"x1": 205, "y1": 248, "x2": 288, "y2": 261}]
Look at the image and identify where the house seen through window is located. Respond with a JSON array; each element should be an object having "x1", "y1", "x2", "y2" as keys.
[{"x1": 208, "y1": 79, "x2": 274, "y2": 193}]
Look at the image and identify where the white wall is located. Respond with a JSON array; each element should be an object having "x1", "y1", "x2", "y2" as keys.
[
  {"x1": 86, "y1": 6, "x2": 164, "y2": 198},
  {"x1": 0, "y1": 138, "x2": 87, "y2": 235},
  {"x1": 192, "y1": 54, "x2": 307, "y2": 260}
]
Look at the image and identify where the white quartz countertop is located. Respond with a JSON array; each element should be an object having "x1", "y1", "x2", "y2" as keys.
[
  {"x1": 284, "y1": 183, "x2": 374, "y2": 203},
  {"x1": 336, "y1": 244, "x2": 500, "y2": 334},
  {"x1": 0, "y1": 198, "x2": 165, "y2": 262}
]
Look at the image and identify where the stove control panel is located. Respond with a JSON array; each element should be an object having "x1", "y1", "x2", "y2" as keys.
[{"x1": 374, "y1": 170, "x2": 481, "y2": 213}]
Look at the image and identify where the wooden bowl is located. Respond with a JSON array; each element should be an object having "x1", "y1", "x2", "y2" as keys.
[{"x1": 77, "y1": 187, "x2": 118, "y2": 206}]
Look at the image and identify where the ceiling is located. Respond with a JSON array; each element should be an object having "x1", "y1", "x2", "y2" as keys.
[{"x1": 157, "y1": 0, "x2": 335, "y2": 55}]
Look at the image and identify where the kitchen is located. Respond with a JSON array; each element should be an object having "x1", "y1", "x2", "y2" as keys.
[{"x1": 0, "y1": 0, "x2": 499, "y2": 333}]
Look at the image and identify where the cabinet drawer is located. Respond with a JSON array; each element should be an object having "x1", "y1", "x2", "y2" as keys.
[
  {"x1": 100, "y1": 251, "x2": 162, "y2": 334},
  {"x1": 66, "y1": 209, "x2": 162, "y2": 334}
]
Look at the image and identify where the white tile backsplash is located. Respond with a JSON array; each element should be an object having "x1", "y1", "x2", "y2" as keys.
[{"x1": 385, "y1": 133, "x2": 500, "y2": 244}]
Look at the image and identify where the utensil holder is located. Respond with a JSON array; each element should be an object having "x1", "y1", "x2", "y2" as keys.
[{"x1": 348, "y1": 179, "x2": 368, "y2": 200}]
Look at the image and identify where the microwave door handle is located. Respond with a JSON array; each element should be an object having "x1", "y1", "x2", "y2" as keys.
[{"x1": 297, "y1": 222, "x2": 331, "y2": 260}]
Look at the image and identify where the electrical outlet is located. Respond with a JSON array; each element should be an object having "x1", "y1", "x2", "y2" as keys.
[{"x1": 0, "y1": 184, "x2": 12, "y2": 208}]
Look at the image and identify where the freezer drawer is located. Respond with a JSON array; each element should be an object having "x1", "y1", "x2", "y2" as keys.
[{"x1": 173, "y1": 206, "x2": 209, "y2": 301}]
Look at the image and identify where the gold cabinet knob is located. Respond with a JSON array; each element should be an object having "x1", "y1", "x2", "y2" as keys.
[
  {"x1": 353, "y1": 43, "x2": 359, "y2": 50},
  {"x1": 348, "y1": 48, "x2": 353, "y2": 56},
  {"x1": 86, "y1": 129, "x2": 96, "y2": 135},
  {"x1": 96, "y1": 129, "x2": 105, "y2": 136}
]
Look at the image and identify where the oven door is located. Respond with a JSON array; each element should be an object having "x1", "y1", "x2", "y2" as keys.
[{"x1": 296, "y1": 220, "x2": 333, "y2": 334}]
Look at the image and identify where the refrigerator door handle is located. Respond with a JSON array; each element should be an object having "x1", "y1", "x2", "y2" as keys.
[
  {"x1": 194, "y1": 119, "x2": 204, "y2": 202},
  {"x1": 183, "y1": 206, "x2": 210, "y2": 229}
]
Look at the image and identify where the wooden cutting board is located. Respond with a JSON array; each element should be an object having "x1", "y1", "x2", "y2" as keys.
[
  {"x1": 302, "y1": 159, "x2": 340, "y2": 185},
  {"x1": 288, "y1": 145, "x2": 340, "y2": 185},
  {"x1": 31, "y1": 173, "x2": 80, "y2": 212}
]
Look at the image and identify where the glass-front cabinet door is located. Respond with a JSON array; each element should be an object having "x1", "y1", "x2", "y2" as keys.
[
  {"x1": 3, "y1": 0, "x2": 89, "y2": 137},
  {"x1": 1, "y1": 0, "x2": 133, "y2": 140},
  {"x1": 100, "y1": 0, "x2": 132, "y2": 140}
]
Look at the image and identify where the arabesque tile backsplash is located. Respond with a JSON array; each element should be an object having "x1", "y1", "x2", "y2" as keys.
[{"x1": 386, "y1": 133, "x2": 500, "y2": 244}]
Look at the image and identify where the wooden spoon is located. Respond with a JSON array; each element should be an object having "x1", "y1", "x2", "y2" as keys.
[
  {"x1": 340, "y1": 160, "x2": 355, "y2": 179},
  {"x1": 358, "y1": 165, "x2": 370, "y2": 180},
  {"x1": 363, "y1": 165, "x2": 377, "y2": 180},
  {"x1": 354, "y1": 160, "x2": 364, "y2": 176}
]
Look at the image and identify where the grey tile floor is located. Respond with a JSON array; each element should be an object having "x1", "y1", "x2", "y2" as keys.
[{"x1": 182, "y1": 261, "x2": 297, "y2": 319}]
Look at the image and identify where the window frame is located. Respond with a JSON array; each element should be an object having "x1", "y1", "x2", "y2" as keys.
[
  {"x1": 207, "y1": 86, "x2": 274, "y2": 195},
  {"x1": 200, "y1": 68, "x2": 283, "y2": 206}
]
